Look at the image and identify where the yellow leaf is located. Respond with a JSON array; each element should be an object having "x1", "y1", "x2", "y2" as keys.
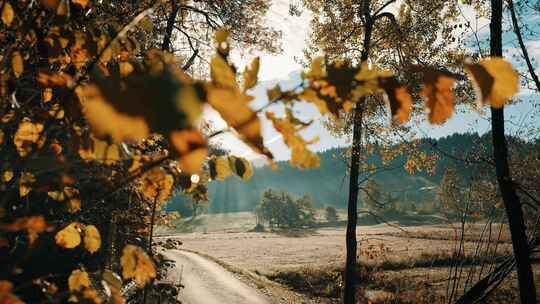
[
  {"x1": 0, "y1": 129, "x2": 3, "y2": 145},
  {"x1": 83, "y1": 225, "x2": 101, "y2": 254},
  {"x1": 42, "y1": 88, "x2": 53, "y2": 102},
  {"x1": 47, "y1": 191, "x2": 65, "y2": 201},
  {"x1": 55, "y1": 223, "x2": 81, "y2": 249},
  {"x1": 266, "y1": 84, "x2": 282, "y2": 101},
  {"x1": 210, "y1": 55, "x2": 238, "y2": 89},
  {"x1": 1, "y1": 2, "x2": 14, "y2": 26},
  {"x1": 11, "y1": 51, "x2": 23, "y2": 78},
  {"x1": 305, "y1": 57, "x2": 325, "y2": 79},
  {"x1": 92, "y1": 137, "x2": 122, "y2": 165},
  {"x1": 208, "y1": 156, "x2": 231, "y2": 181},
  {"x1": 214, "y1": 29, "x2": 229, "y2": 55},
  {"x1": 138, "y1": 167, "x2": 174, "y2": 202},
  {"x1": 228, "y1": 156, "x2": 253, "y2": 180},
  {"x1": 68, "y1": 270, "x2": 90, "y2": 292},
  {"x1": 266, "y1": 112, "x2": 320, "y2": 169},
  {"x1": 3, "y1": 170, "x2": 13, "y2": 182},
  {"x1": 19, "y1": 172, "x2": 35, "y2": 197},
  {"x1": 243, "y1": 57, "x2": 260, "y2": 91},
  {"x1": 14, "y1": 120, "x2": 45, "y2": 157},
  {"x1": 48, "y1": 103, "x2": 64, "y2": 119},
  {"x1": 67, "y1": 199, "x2": 81, "y2": 213},
  {"x1": 419, "y1": 68, "x2": 455, "y2": 124},
  {"x1": 77, "y1": 84, "x2": 149, "y2": 142},
  {"x1": 120, "y1": 245, "x2": 156, "y2": 287},
  {"x1": 299, "y1": 88, "x2": 329, "y2": 115},
  {"x1": 169, "y1": 129, "x2": 208, "y2": 174},
  {"x1": 354, "y1": 61, "x2": 392, "y2": 99},
  {"x1": 465, "y1": 57, "x2": 519, "y2": 108},
  {"x1": 119, "y1": 62, "x2": 134, "y2": 77}
]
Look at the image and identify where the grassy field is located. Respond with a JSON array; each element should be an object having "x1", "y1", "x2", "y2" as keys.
[{"x1": 158, "y1": 211, "x2": 536, "y2": 303}]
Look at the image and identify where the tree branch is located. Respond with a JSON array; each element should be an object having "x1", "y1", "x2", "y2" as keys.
[{"x1": 507, "y1": 0, "x2": 540, "y2": 92}]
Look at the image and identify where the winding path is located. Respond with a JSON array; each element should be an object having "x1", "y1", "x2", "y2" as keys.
[{"x1": 163, "y1": 250, "x2": 270, "y2": 304}]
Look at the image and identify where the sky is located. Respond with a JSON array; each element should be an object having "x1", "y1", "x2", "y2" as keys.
[{"x1": 206, "y1": 0, "x2": 540, "y2": 163}]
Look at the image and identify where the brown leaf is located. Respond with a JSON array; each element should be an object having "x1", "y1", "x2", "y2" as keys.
[
  {"x1": 419, "y1": 68, "x2": 456, "y2": 124},
  {"x1": 2, "y1": 216, "x2": 52, "y2": 245},
  {"x1": 379, "y1": 77, "x2": 413, "y2": 125},
  {"x1": 11, "y1": 51, "x2": 23, "y2": 78},
  {"x1": 19, "y1": 172, "x2": 35, "y2": 197},
  {"x1": 0, "y1": 281, "x2": 24, "y2": 304},
  {"x1": 465, "y1": 58, "x2": 519, "y2": 108},
  {"x1": 169, "y1": 130, "x2": 207, "y2": 174}
]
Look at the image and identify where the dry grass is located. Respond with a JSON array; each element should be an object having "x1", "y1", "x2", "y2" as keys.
[{"x1": 159, "y1": 212, "x2": 528, "y2": 303}]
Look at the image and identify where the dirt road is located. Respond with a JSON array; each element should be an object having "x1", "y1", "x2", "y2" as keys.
[{"x1": 164, "y1": 250, "x2": 270, "y2": 304}]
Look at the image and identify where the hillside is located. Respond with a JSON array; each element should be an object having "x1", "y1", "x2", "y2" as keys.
[{"x1": 167, "y1": 132, "x2": 500, "y2": 215}]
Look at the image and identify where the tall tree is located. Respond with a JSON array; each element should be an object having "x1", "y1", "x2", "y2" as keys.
[{"x1": 489, "y1": 0, "x2": 536, "y2": 302}]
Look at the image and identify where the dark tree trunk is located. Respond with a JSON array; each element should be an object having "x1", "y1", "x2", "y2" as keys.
[
  {"x1": 344, "y1": 103, "x2": 364, "y2": 304},
  {"x1": 344, "y1": 2, "x2": 373, "y2": 302},
  {"x1": 489, "y1": 0, "x2": 536, "y2": 303},
  {"x1": 161, "y1": 1, "x2": 180, "y2": 52}
]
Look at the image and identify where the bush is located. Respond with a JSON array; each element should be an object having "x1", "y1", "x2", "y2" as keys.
[
  {"x1": 255, "y1": 189, "x2": 316, "y2": 229},
  {"x1": 325, "y1": 206, "x2": 339, "y2": 223}
]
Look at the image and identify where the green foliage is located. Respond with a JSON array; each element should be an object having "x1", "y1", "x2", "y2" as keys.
[
  {"x1": 325, "y1": 206, "x2": 339, "y2": 223},
  {"x1": 255, "y1": 189, "x2": 316, "y2": 229}
]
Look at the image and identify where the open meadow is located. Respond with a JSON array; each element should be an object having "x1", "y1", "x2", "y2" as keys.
[{"x1": 157, "y1": 211, "x2": 538, "y2": 303}]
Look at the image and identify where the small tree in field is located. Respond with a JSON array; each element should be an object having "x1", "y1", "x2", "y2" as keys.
[
  {"x1": 325, "y1": 206, "x2": 339, "y2": 223},
  {"x1": 256, "y1": 189, "x2": 316, "y2": 229}
]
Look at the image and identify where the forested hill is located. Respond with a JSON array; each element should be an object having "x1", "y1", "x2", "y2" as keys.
[{"x1": 167, "y1": 132, "x2": 513, "y2": 214}]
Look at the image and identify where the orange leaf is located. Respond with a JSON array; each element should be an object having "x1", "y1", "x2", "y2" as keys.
[
  {"x1": 120, "y1": 245, "x2": 156, "y2": 287},
  {"x1": 465, "y1": 57, "x2": 519, "y2": 108},
  {"x1": 420, "y1": 69, "x2": 455, "y2": 124},
  {"x1": 169, "y1": 130, "x2": 207, "y2": 174},
  {"x1": 11, "y1": 51, "x2": 23, "y2": 78},
  {"x1": 379, "y1": 77, "x2": 413, "y2": 125}
]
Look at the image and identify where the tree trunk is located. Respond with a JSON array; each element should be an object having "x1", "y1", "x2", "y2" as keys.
[
  {"x1": 161, "y1": 1, "x2": 179, "y2": 52},
  {"x1": 344, "y1": 3, "x2": 373, "y2": 302},
  {"x1": 344, "y1": 102, "x2": 364, "y2": 304},
  {"x1": 489, "y1": 0, "x2": 536, "y2": 303}
]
